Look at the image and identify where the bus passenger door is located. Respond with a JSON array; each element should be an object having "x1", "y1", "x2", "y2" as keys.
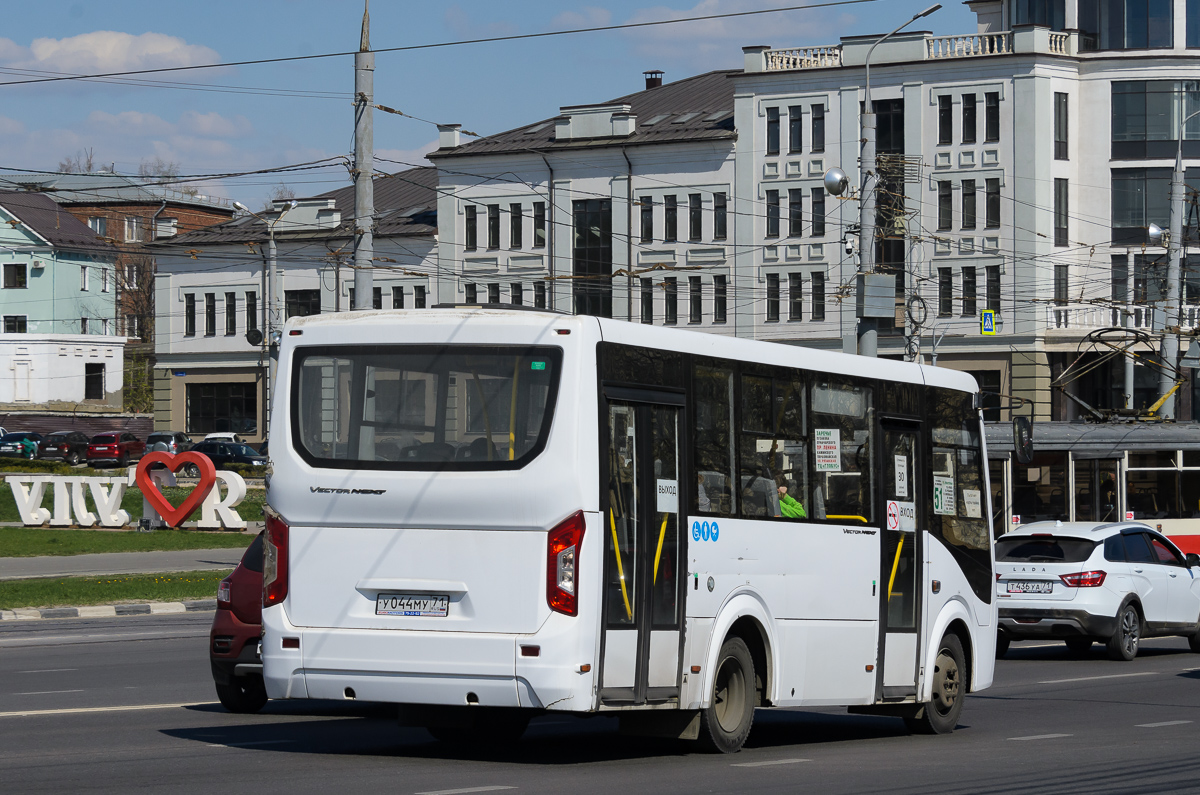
[
  {"x1": 600, "y1": 397, "x2": 684, "y2": 705},
  {"x1": 878, "y1": 422, "x2": 922, "y2": 700}
]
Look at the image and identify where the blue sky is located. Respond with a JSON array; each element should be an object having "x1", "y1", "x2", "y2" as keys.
[{"x1": 0, "y1": 0, "x2": 977, "y2": 207}]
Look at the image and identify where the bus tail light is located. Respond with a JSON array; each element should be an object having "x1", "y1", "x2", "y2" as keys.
[
  {"x1": 1060, "y1": 570, "x2": 1106, "y2": 588},
  {"x1": 547, "y1": 511, "x2": 585, "y2": 616},
  {"x1": 263, "y1": 509, "x2": 289, "y2": 608}
]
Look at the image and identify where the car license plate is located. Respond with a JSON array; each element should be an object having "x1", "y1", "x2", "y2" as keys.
[
  {"x1": 1007, "y1": 580, "x2": 1053, "y2": 594},
  {"x1": 375, "y1": 593, "x2": 449, "y2": 617}
]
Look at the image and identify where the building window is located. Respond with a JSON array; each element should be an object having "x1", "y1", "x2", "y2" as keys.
[
  {"x1": 532, "y1": 282, "x2": 544, "y2": 309},
  {"x1": 789, "y1": 273, "x2": 803, "y2": 321},
  {"x1": 664, "y1": 196, "x2": 677, "y2": 242},
  {"x1": 184, "y1": 294, "x2": 196, "y2": 336},
  {"x1": 640, "y1": 196, "x2": 653, "y2": 243},
  {"x1": 789, "y1": 106, "x2": 803, "y2": 153},
  {"x1": 464, "y1": 205, "x2": 477, "y2": 251},
  {"x1": 812, "y1": 271, "x2": 826, "y2": 320},
  {"x1": 487, "y1": 283, "x2": 500, "y2": 304},
  {"x1": 124, "y1": 217, "x2": 142, "y2": 243},
  {"x1": 811, "y1": 104, "x2": 825, "y2": 152},
  {"x1": 87, "y1": 216, "x2": 106, "y2": 237},
  {"x1": 487, "y1": 205, "x2": 500, "y2": 249},
  {"x1": 689, "y1": 275, "x2": 702, "y2": 323},
  {"x1": 3, "y1": 263, "x2": 26, "y2": 289},
  {"x1": 714, "y1": 192, "x2": 727, "y2": 240},
  {"x1": 246, "y1": 291, "x2": 257, "y2": 331},
  {"x1": 962, "y1": 94, "x2": 977, "y2": 144},
  {"x1": 572, "y1": 198, "x2": 613, "y2": 317},
  {"x1": 640, "y1": 278, "x2": 653, "y2": 324},
  {"x1": 225, "y1": 292, "x2": 236, "y2": 336},
  {"x1": 511, "y1": 282, "x2": 523, "y2": 306},
  {"x1": 533, "y1": 202, "x2": 546, "y2": 248},
  {"x1": 938, "y1": 268, "x2": 953, "y2": 316},
  {"x1": 962, "y1": 179, "x2": 977, "y2": 229},
  {"x1": 186, "y1": 382, "x2": 257, "y2": 435},
  {"x1": 415, "y1": 285, "x2": 428, "y2": 308},
  {"x1": 938, "y1": 95, "x2": 952, "y2": 145},
  {"x1": 392, "y1": 285, "x2": 405, "y2": 309},
  {"x1": 766, "y1": 107, "x2": 780, "y2": 155},
  {"x1": 766, "y1": 190, "x2": 780, "y2": 238},
  {"x1": 1013, "y1": 0, "x2": 1065, "y2": 28},
  {"x1": 101, "y1": 267, "x2": 109, "y2": 293},
  {"x1": 204, "y1": 293, "x2": 216, "y2": 337},
  {"x1": 285, "y1": 289, "x2": 320, "y2": 318},
  {"x1": 80, "y1": 317, "x2": 89, "y2": 334},
  {"x1": 788, "y1": 189, "x2": 803, "y2": 237},
  {"x1": 125, "y1": 262, "x2": 139, "y2": 289},
  {"x1": 125, "y1": 314, "x2": 140, "y2": 339},
  {"x1": 937, "y1": 181, "x2": 953, "y2": 230},
  {"x1": 1055, "y1": 263, "x2": 1070, "y2": 304},
  {"x1": 1112, "y1": 254, "x2": 1130, "y2": 304},
  {"x1": 766, "y1": 273, "x2": 780, "y2": 322},
  {"x1": 510, "y1": 203, "x2": 523, "y2": 248},
  {"x1": 713, "y1": 274, "x2": 727, "y2": 324},
  {"x1": 465, "y1": 283, "x2": 477, "y2": 304},
  {"x1": 373, "y1": 287, "x2": 382, "y2": 309},
  {"x1": 689, "y1": 194, "x2": 702, "y2": 241},
  {"x1": 1054, "y1": 92, "x2": 1069, "y2": 160},
  {"x1": 985, "y1": 92, "x2": 1000, "y2": 142},
  {"x1": 962, "y1": 266, "x2": 977, "y2": 316},
  {"x1": 985, "y1": 178, "x2": 1001, "y2": 228},
  {"x1": 1112, "y1": 168, "x2": 1175, "y2": 246},
  {"x1": 84, "y1": 363, "x2": 104, "y2": 400},
  {"x1": 664, "y1": 277, "x2": 678, "y2": 325},
  {"x1": 986, "y1": 265, "x2": 1001, "y2": 313},
  {"x1": 1054, "y1": 178, "x2": 1069, "y2": 246},
  {"x1": 1079, "y1": 0, "x2": 1173, "y2": 49},
  {"x1": 1111, "y1": 81, "x2": 1200, "y2": 158},
  {"x1": 80, "y1": 265, "x2": 89, "y2": 291},
  {"x1": 810, "y1": 188, "x2": 826, "y2": 237},
  {"x1": 3, "y1": 315, "x2": 26, "y2": 333}
]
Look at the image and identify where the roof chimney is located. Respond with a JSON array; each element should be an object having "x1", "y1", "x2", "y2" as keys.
[{"x1": 643, "y1": 70, "x2": 664, "y2": 90}]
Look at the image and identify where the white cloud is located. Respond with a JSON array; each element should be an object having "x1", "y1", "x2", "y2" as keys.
[
  {"x1": 1, "y1": 31, "x2": 220, "y2": 75},
  {"x1": 376, "y1": 139, "x2": 440, "y2": 170},
  {"x1": 178, "y1": 111, "x2": 252, "y2": 139},
  {"x1": 85, "y1": 110, "x2": 175, "y2": 137},
  {"x1": 551, "y1": 7, "x2": 613, "y2": 30}
]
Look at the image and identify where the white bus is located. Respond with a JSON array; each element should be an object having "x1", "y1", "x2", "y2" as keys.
[{"x1": 261, "y1": 307, "x2": 996, "y2": 752}]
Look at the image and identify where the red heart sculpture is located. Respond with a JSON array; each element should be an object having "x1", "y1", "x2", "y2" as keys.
[{"x1": 135, "y1": 452, "x2": 217, "y2": 528}]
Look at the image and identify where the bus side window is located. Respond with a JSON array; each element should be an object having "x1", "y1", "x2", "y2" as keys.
[
  {"x1": 693, "y1": 362, "x2": 735, "y2": 516},
  {"x1": 810, "y1": 379, "x2": 872, "y2": 524},
  {"x1": 737, "y1": 371, "x2": 809, "y2": 521}
]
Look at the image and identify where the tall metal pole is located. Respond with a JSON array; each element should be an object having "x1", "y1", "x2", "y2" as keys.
[
  {"x1": 353, "y1": 1, "x2": 375, "y2": 310},
  {"x1": 1159, "y1": 108, "x2": 1200, "y2": 418},
  {"x1": 267, "y1": 226, "x2": 278, "y2": 436}
]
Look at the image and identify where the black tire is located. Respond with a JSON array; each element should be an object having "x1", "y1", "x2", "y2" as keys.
[
  {"x1": 215, "y1": 677, "x2": 268, "y2": 713},
  {"x1": 66, "y1": 450, "x2": 80, "y2": 466},
  {"x1": 426, "y1": 712, "x2": 530, "y2": 745},
  {"x1": 1107, "y1": 603, "x2": 1142, "y2": 661},
  {"x1": 905, "y1": 634, "x2": 966, "y2": 735},
  {"x1": 183, "y1": 463, "x2": 200, "y2": 479},
  {"x1": 118, "y1": 452, "x2": 129, "y2": 468},
  {"x1": 698, "y1": 636, "x2": 756, "y2": 754},
  {"x1": 1190, "y1": 631, "x2": 1200, "y2": 653},
  {"x1": 996, "y1": 631, "x2": 1010, "y2": 659},
  {"x1": 1065, "y1": 637, "x2": 1093, "y2": 654}
]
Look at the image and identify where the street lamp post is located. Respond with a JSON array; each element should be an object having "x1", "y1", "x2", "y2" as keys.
[
  {"x1": 857, "y1": 4, "x2": 941, "y2": 358},
  {"x1": 232, "y1": 199, "x2": 298, "y2": 439}
]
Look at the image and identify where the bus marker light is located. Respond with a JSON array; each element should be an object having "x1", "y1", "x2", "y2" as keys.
[
  {"x1": 289, "y1": 330, "x2": 302, "y2": 336},
  {"x1": 554, "y1": 329, "x2": 571, "y2": 335},
  {"x1": 691, "y1": 666, "x2": 702, "y2": 674},
  {"x1": 282, "y1": 637, "x2": 299, "y2": 649},
  {"x1": 578, "y1": 664, "x2": 591, "y2": 673},
  {"x1": 520, "y1": 645, "x2": 540, "y2": 657},
  {"x1": 865, "y1": 665, "x2": 874, "y2": 672}
]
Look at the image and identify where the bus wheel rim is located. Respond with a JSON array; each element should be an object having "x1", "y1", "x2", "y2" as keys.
[
  {"x1": 713, "y1": 654, "x2": 746, "y2": 733},
  {"x1": 931, "y1": 649, "x2": 960, "y2": 716}
]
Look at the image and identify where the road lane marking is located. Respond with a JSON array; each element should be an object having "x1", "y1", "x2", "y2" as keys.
[
  {"x1": 13, "y1": 690, "x2": 84, "y2": 696},
  {"x1": 1038, "y1": 672, "x2": 1158, "y2": 685},
  {"x1": 0, "y1": 701, "x2": 208, "y2": 718},
  {"x1": 17, "y1": 669, "x2": 77, "y2": 674},
  {"x1": 1137, "y1": 720, "x2": 1193, "y2": 728},
  {"x1": 732, "y1": 758, "x2": 810, "y2": 767},
  {"x1": 415, "y1": 788, "x2": 517, "y2": 795},
  {"x1": 1008, "y1": 734, "x2": 1072, "y2": 741}
]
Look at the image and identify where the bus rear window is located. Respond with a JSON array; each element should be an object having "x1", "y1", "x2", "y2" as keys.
[
  {"x1": 996, "y1": 537, "x2": 1096, "y2": 563},
  {"x1": 291, "y1": 345, "x2": 562, "y2": 470}
]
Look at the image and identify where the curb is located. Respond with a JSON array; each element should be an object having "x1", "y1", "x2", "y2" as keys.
[{"x1": 0, "y1": 598, "x2": 216, "y2": 621}]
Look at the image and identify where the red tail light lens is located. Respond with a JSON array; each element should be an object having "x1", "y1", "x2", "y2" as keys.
[
  {"x1": 1060, "y1": 570, "x2": 1106, "y2": 588},
  {"x1": 547, "y1": 511, "x2": 585, "y2": 616},
  {"x1": 217, "y1": 576, "x2": 232, "y2": 608},
  {"x1": 263, "y1": 509, "x2": 289, "y2": 608}
]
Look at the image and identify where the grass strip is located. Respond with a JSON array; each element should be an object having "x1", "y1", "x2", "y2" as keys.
[
  {"x1": 0, "y1": 527, "x2": 253, "y2": 558},
  {"x1": 0, "y1": 484, "x2": 266, "y2": 524},
  {"x1": 0, "y1": 569, "x2": 233, "y2": 610}
]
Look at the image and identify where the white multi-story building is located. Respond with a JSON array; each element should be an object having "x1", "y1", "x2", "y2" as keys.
[{"x1": 431, "y1": 0, "x2": 1200, "y2": 422}]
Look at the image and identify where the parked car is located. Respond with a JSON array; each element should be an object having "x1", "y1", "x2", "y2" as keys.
[
  {"x1": 0, "y1": 432, "x2": 43, "y2": 459},
  {"x1": 146, "y1": 431, "x2": 193, "y2": 454},
  {"x1": 37, "y1": 431, "x2": 90, "y2": 465},
  {"x1": 85, "y1": 432, "x2": 145, "y2": 467},
  {"x1": 997, "y1": 521, "x2": 1200, "y2": 660},
  {"x1": 188, "y1": 440, "x2": 267, "y2": 474},
  {"x1": 204, "y1": 432, "x2": 242, "y2": 443},
  {"x1": 211, "y1": 533, "x2": 266, "y2": 713}
]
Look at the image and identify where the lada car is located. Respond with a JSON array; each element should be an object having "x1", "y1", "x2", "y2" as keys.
[{"x1": 211, "y1": 533, "x2": 266, "y2": 712}]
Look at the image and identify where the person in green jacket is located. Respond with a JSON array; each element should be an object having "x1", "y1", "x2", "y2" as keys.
[{"x1": 777, "y1": 485, "x2": 807, "y2": 519}]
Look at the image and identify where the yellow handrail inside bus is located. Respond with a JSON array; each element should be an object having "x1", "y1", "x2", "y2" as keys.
[
  {"x1": 653, "y1": 513, "x2": 669, "y2": 585},
  {"x1": 610, "y1": 509, "x2": 633, "y2": 620},
  {"x1": 508, "y1": 358, "x2": 519, "y2": 461},
  {"x1": 827, "y1": 514, "x2": 869, "y2": 523},
  {"x1": 887, "y1": 535, "x2": 905, "y2": 599}
]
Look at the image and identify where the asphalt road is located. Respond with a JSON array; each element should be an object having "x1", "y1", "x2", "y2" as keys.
[{"x1": 2, "y1": 617, "x2": 1200, "y2": 794}]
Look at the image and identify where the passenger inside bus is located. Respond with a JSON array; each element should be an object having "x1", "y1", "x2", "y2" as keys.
[{"x1": 776, "y1": 484, "x2": 807, "y2": 519}]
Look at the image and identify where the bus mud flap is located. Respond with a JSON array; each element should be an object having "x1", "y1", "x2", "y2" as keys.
[{"x1": 619, "y1": 710, "x2": 701, "y2": 740}]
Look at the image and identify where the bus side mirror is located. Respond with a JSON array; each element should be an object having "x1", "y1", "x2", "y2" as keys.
[{"x1": 1013, "y1": 417, "x2": 1033, "y2": 465}]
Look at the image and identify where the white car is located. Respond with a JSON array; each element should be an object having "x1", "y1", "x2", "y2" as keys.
[
  {"x1": 997, "y1": 522, "x2": 1200, "y2": 660},
  {"x1": 203, "y1": 432, "x2": 242, "y2": 443}
]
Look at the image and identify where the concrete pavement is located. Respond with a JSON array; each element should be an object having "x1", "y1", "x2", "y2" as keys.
[{"x1": 0, "y1": 547, "x2": 247, "y2": 580}]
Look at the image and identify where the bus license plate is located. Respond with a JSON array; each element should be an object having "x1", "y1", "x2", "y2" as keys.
[
  {"x1": 376, "y1": 593, "x2": 449, "y2": 617},
  {"x1": 1007, "y1": 581, "x2": 1053, "y2": 594}
]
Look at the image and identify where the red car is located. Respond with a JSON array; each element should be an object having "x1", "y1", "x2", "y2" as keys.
[
  {"x1": 211, "y1": 533, "x2": 266, "y2": 713},
  {"x1": 85, "y1": 432, "x2": 145, "y2": 466}
]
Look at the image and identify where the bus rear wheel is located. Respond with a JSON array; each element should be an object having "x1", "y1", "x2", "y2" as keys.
[
  {"x1": 904, "y1": 633, "x2": 965, "y2": 735},
  {"x1": 698, "y1": 636, "x2": 756, "y2": 754}
]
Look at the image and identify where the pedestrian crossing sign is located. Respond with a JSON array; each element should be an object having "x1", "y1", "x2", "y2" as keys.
[{"x1": 981, "y1": 310, "x2": 996, "y2": 335}]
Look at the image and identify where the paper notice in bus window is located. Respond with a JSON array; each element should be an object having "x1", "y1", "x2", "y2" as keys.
[
  {"x1": 656, "y1": 479, "x2": 678, "y2": 513},
  {"x1": 894, "y1": 456, "x2": 909, "y2": 498},
  {"x1": 815, "y1": 429, "x2": 841, "y2": 472},
  {"x1": 962, "y1": 489, "x2": 982, "y2": 519},
  {"x1": 933, "y1": 475, "x2": 956, "y2": 516}
]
